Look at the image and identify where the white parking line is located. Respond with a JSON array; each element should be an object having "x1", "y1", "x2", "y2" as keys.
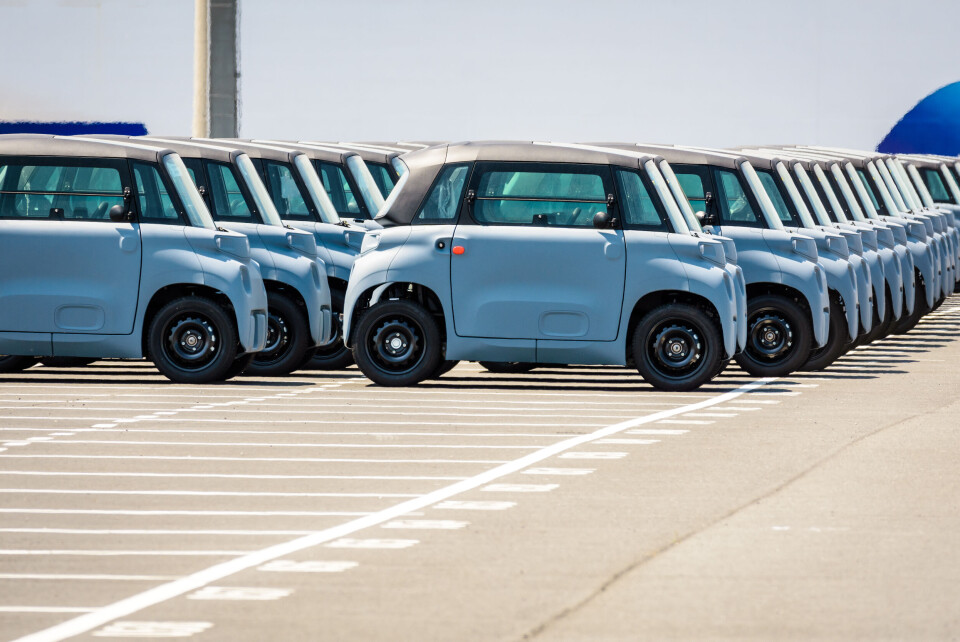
[
  {"x1": 27, "y1": 440, "x2": 547, "y2": 450},
  {"x1": 0, "y1": 428, "x2": 585, "y2": 439},
  {"x1": 0, "y1": 509, "x2": 372, "y2": 517},
  {"x1": 0, "y1": 607, "x2": 97, "y2": 614},
  {"x1": 0, "y1": 471, "x2": 468, "y2": 481},
  {"x1": 0, "y1": 455, "x2": 510, "y2": 464},
  {"x1": 0, "y1": 529, "x2": 315, "y2": 536},
  {"x1": 0, "y1": 550, "x2": 249, "y2": 556},
  {"x1": 10, "y1": 377, "x2": 775, "y2": 642},
  {"x1": 0, "y1": 489, "x2": 422, "y2": 498},
  {"x1": 625, "y1": 429, "x2": 688, "y2": 435},
  {"x1": 0, "y1": 574, "x2": 178, "y2": 582},
  {"x1": 0, "y1": 417, "x2": 609, "y2": 427}
]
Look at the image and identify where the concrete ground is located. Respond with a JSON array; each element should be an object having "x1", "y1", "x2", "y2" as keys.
[{"x1": 1, "y1": 297, "x2": 958, "y2": 641}]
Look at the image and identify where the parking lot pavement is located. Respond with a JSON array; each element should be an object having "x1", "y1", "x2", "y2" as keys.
[{"x1": 1, "y1": 296, "x2": 958, "y2": 641}]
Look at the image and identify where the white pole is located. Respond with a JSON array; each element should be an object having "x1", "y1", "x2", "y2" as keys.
[{"x1": 192, "y1": 0, "x2": 209, "y2": 137}]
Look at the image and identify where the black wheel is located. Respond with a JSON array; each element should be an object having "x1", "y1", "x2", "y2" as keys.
[
  {"x1": 305, "y1": 289, "x2": 354, "y2": 370},
  {"x1": 148, "y1": 296, "x2": 238, "y2": 383},
  {"x1": 353, "y1": 300, "x2": 442, "y2": 386},
  {"x1": 0, "y1": 355, "x2": 38, "y2": 373},
  {"x1": 478, "y1": 362, "x2": 537, "y2": 374},
  {"x1": 39, "y1": 357, "x2": 97, "y2": 368},
  {"x1": 431, "y1": 360, "x2": 459, "y2": 378},
  {"x1": 802, "y1": 296, "x2": 848, "y2": 371},
  {"x1": 245, "y1": 291, "x2": 310, "y2": 376},
  {"x1": 223, "y1": 353, "x2": 255, "y2": 380},
  {"x1": 891, "y1": 272, "x2": 927, "y2": 335},
  {"x1": 633, "y1": 303, "x2": 721, "y2": 392},
  {"x1": 735, "y1": 294, "x2": 813, "y2": 377}
]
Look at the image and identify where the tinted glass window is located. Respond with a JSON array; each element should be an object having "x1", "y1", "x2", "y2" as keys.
[
  {"x1": 473, "y1": 167, "x2": 609, "y2": 227},
  {"x1": 369, "y1": 163, "x2": 396, "y2": 196},
  {"x1": 615, "y1": 170, "x2": 668, "y2": 231},
  {"x1": 207, "y1": 162, "x2": 252, "y2": 219},
  {"x1": 856, "y1": 169, "x2": 881, "y2": 209},
  {"x1": 317, "y1": 161, "x2": 360, "y2": 215},
  {"x1": 263, "y1": 161, "x2": 310, "y2": 218},
  {"x1": 133, "y1": 162, "x2": 179, "y2": 222},
  {"x1": 0, "y1": 161, "x2": 125, "y2": 220},
  {"x1": 714, "y1": 169, "x2": 760, "y2": 225},
  {"x1": 920, "y1": 167, "x2": 951, "y2": 203},
  {"x1": 756, "y1": 170, "x2": 794, "y2": 223},
  {"x1": 415, "y1": 164, "x2": 469, "y2": 224},
  {"x1": 676, "y1": 173, "x2": 707, "y2": 212}
]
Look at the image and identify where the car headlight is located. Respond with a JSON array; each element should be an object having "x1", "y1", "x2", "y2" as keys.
[{"x1": 791, "y1": 235, "x2": 819, "y2": 261}]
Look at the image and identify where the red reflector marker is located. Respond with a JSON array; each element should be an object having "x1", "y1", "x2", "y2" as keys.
[{"x1": 452, "y1": 246, "x2": 465, "y2": 255}]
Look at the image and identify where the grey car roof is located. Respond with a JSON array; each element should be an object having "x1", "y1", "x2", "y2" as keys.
[
  {"x1": 377, "y1": 141, "x2": 661, "y2": 227},
  {"x1": 135, "y1": 136, "x2": 240, "y2": 162},
  {"x1": 254, "y1": 141, "x2": 360, "y2": 164},
  {"x1": 194, "y1": 138, "x2": 302, "y2": 163},
  {"x1": 589, "y1": 143, "x2": 746, "y2": 169},
  {"x1": 310, "y1": 143, "x2": 399, "y2": 164},
  {"x1": 0, "y1": 134, "x2": 173, "y2": 162}
]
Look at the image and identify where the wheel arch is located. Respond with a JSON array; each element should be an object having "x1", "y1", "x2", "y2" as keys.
[
  {"x1": 141, "y1": 284, "x2": 238, "y2": 358},
  {"x1": 625, "y1": 290, "x2": 722, "y2": 365},
  {"x1": 348, "y1": 281, "x2": 447, "y2": 347}
]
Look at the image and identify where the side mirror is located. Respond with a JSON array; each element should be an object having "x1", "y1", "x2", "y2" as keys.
[
  {"x1": 593, "y1": 210, "x2": 616, "y2": 229},
  {"x1": 108, "y1": 204, "x2": 128, "y2": 222}
]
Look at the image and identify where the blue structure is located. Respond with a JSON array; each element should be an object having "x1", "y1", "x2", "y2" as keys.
[
  {"x1": 878, "y1": 82, "x2": 960, "y2": 155},
  {"x1": 0, "y1": 121, "x2": 147, "y2": 136}
]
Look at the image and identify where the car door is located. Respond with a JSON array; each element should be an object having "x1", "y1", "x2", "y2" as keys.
[
  {"x1": 451, "y1": 162, "x2": 626, "y2": 341},
  {"x1": 0, "y1": 157, "x2": 142, "y2": 336}
]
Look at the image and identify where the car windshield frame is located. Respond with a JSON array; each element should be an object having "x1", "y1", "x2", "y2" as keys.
[
  {"x1": 373, "y1": 160, "x2": 410, "y2": 222},
  {"x1": 812, "y1": 164, "x2": 850, "y2": 222},
  {"x1": 346, "y1": 155, "x2": 386, "y2": 216},
  {"x1": 236, "y1": 153, "x2": 284, "y2": 227},
  {"x1": 293, "y1": 154, "x2": 340, "y2": 225},
  {"x1": 391, "y1": 156, "x2": 408, "y2": 178},
  {"x1": 740, "y1": 161, "x2": 785, "y2": 231},
  {"x1": 644, "y1": 160, "x2": 690, "y2": 234},
  {"x1": 791, "y1": 163, "x2": 833, "y2": 226},
  {"x1": 829, "y1": 163, "x2": 867, "y2": 222},
  {"x1": 844, "y1": 163, "x2": 880, "y2": 219},
  {"x1": 867, "y1": 160, "x2": 907, "y2": 215},
  {"x1": 655, "y1": 159, "x2": 696, "y2": 233},
  {"x1": 161, "y1": 153, "x2": 216, "y2": 230},
  {"x1": 873, "y1": 160, "x2": 910, "y2": 214},
  {"x1": 940, "y1": 164, "x2": 960, "y2": 204},
  {"x1": 774, "y1": 162, "x2": 818, "y2": 228},
  {"x1": 905, "y1": 164, "x2": 936, "y2": 208}
]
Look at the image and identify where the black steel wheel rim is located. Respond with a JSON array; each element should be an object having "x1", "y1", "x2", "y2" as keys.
[
  {"x1": 255, "y1": 311, "x2": 291, "y2": 366},
  {"x1": 747, "y1": 310, "x2": 793, "y2": 362},
  {"x1": 164, "y1": 315, "x2": 219, "y2": 370},
  {"x1": 646, "y1": 321, "x2": 705, "y2": 378},
  {"x1": 368, "y1": 316, "x2": 424, "y2": 375}
]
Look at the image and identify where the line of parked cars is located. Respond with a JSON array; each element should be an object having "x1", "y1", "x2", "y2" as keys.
[{"x1": 0, "y1": 135, "x2": 956, "y2": 390}]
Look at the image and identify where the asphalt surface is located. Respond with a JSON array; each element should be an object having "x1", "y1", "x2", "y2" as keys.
[{"x1": 1, "y1": 296, "x2": 959, "y2": 641}]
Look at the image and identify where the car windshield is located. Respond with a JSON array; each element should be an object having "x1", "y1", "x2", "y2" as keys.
[
  {"x1": 346, "y1": 155, "x2": 386, "y2": 216},
  {"x1": 829, "y1": 164, "x2": 867, "y2": 221},
  {"x1": 791, "y1": 164, "x2": 833, "y2": 226},
  {"x1": 775, "y1": 162, "x2": 818, "y2": 227},
  {"x1": 293, "y1": 154, "x2": 340, "y2": 225},
  {"x1": 812, "y1": 165, "x2": 849, "y2": 222},
  {"x1": 236, "y1": 154, "x2": 284, "y2": 227},
  {"x1": 740, "y1": 161, "x2": 784, "y2": 231},
  {"x1": 161, "y1": 153, "x2": 215, "y2": 229},
  {"x1": 656, "y1": 160, "x2": 697, "y2": 232},
  {"x1": 644, "y1": 160, "x2": 690, "y2": 234}
]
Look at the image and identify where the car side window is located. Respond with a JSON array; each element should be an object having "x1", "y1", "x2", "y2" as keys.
[
  {"x1": 0, "y1": 160, "x2": 126, "y2": 220},
  {"x1": 756, "y1": 170, "x2": 796, "y2": 224},
  {"x1": 614, "y1": 169, "x2": 669, "y2": 231},
  {"x1": 317, "y1": 162, "x2": 360, "y2": 216},
  {"x1": 206, "y1": 162, "x2": 252, "y2": 219},
  {"x1": 471, "y1": 164, "x2": 611, "y2": 227},
  {"x1": 369, "y1": 164, "x2": 396, "y2": 196},
  {"x1": 676, "y1": 172, "x2": 707, "y2": 213},
  {"x1": 415, "y1": 164, "x2": 470, "y2": 225},
  {"x1": 714, "y1": 168, "x2": 761, "y2": 226},
  {"x1": 262, "y1": 161, "x2": 310, "y2": 218},
  {"x1": 921, "y1": 168, "x2": 951, "y2": 203},
  {"x1": 133, "y1": 162, "x2": 181, "y2": 223}
]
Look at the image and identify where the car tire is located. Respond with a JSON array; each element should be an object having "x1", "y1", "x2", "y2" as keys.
[
  {"x1": 148, "y1": 296, "x2": 239, "y2": 384},
  {"x1": 0, "y1": 355, "x2": 38, "y2": 373},
  {"x1": 39, "y1": 357, "x2": 97, "y2": 368},
  {"x1": 305, "y1": 289, "x2": 355, "y2": 370},
  {"x1": 801, "y1": 296, "x2": 848, "y2": 371},
  {"x1": 244, "y1": 291, "x2": 310, "y2": 377},
  {"x1": 353, "y1": 299, "x2": 441, "y2": 386},
  {"x1": 223, "y1": 353, "x2": 255, "y2": 380},
  {"x1": 633, "y1": 303, "x2": 722, "y2": 392},
  {"x1": 431, "y1": 360, "x2": 459, "y2": 378},
  {"x1": 478, "y1": 362, "x2": 537, "y2": 374},
  {"x1": 891, "y1": 273, "x2": 927, "y2": 335},
  {"x1": 735, "y1": 294, "x2": 813, "y2": 377}
]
